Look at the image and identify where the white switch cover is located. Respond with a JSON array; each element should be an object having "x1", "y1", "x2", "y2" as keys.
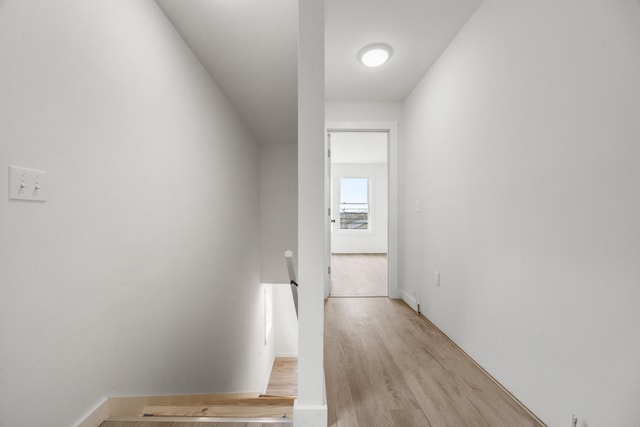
[
  {"x1": 434, "y1": 271, "x2": 440, "y2": 287},
  {"x1": 8, "y1": 165, "x2": 47, "y2": 202}
]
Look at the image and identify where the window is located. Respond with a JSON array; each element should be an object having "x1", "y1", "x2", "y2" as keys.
[{"x1": 339, "y1": 177, "x2": 369, "y2": 230}]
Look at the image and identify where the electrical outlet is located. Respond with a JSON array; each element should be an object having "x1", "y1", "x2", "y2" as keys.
[{"x1": 434, "y1": 271, "x2": 440, "y2": 287}]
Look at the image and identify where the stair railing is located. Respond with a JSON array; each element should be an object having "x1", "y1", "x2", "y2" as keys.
[{"x1": 284, "y1": 250, "x2": 298, "y2": 318}]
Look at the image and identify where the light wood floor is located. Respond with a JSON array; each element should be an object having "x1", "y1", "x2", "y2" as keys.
[
  {"x1": 265, "y1": 357, "x2": 297, "y2": 397},
  {"x1": 100, "y1": 358, "x2": 297, "y2": 427},
  {"x1": 330, "y1": 254, "x2": 387, "y2": 297},
  {"x1": 325, "y1": 298, "x2": 545, "y2": 427},
  {"x1": 101, "y1": 423, "x2": 290, "y2": 427}
]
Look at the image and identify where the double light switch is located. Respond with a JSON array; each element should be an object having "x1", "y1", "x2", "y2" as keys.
[{"x1": 8, "y1": 165, "x2": 47, "y2": 202}]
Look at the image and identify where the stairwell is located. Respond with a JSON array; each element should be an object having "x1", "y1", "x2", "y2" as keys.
[{"x1": 95, "y1": 358, "x2": 297, "y2": 426}]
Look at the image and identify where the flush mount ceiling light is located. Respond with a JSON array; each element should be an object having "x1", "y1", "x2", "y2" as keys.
[{"x1": 358, "y1": 43, "x2": 393, "y2": 67}]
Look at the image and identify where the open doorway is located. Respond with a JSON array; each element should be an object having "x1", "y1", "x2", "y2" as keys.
[{"x1": 329, "y1": 131, "x2": 388, "y2": 297}]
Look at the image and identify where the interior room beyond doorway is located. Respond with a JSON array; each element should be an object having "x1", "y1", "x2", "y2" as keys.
[{"x1": 330, "y1": 131, "x2": 388, "y2": 297}]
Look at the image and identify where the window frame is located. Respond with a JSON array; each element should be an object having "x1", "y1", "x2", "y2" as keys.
[{"x1": 334, "y1": 172, "x2": 374, "y2": 235}]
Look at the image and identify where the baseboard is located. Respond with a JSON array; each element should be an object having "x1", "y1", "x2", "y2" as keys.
[
  {"x1": 275, "y1": 352, "x2": 298, "y2": 357},
  {"x1": 72, "y1": 398, "x2": 109, "y2": 427},
  {"x1": 293, "y1": 400, "x2": 328, "y2": 427},
  {"x1": 415, "y1": 311, "x2": 547, "y2": 427},
  {"x1": 399, "y1": 289, "x2": 419, "y2": 312}
]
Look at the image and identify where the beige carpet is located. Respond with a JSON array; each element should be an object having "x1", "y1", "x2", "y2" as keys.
[{"x1": 330, "y1": 254, "x2": 387, "y2": 297}]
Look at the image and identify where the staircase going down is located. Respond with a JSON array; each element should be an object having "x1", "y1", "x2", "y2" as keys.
[{"x1": 98, "y1": 358, "x2": 297, "y2": 426}]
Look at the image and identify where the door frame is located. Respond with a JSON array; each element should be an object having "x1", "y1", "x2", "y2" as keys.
[{"x1": 324, "y1": 121, "x2": 399, "y2": 299}]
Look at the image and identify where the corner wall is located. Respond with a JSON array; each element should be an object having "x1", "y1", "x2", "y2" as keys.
[
  {"x1": 296, "y1": 0, "x2": 327, "y2": 424},
  {"x1": 400, "y1": 0, "x2": 640, "y2": 425},
  {"x1": 260, "y1": 143, "x2": 298, "y2": 283},
  {"x1": 0, "y1": 1, "x2": 271, "y2": 426},
  {"x1": 260, "y1": 142, "x2": 299, "y2": 357}
]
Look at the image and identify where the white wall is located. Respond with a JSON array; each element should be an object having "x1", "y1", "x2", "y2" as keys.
[
  {"x1": 400, "y1": 1, "x2": 640, "y2": 426},
  {"x1": 260, "y1": 143, "x2": 298, "y2": 357},
  {"x1": 326, "y1": 101, "x2": 403, "y2": 123},
  {"x1": 295, "y1": 0, "x2": 327, "y2": 424},
  {"x1": 261, "y1": 143, "x2": 298, "y2": 283},
  {"x1": 0, "y1": 1, "x2": 273, "y2": 426},
  {"x1": 273, "y1": 284, "x2": 299, "y2": 356},
  {"x1": 331, "y1": 163, "x2": 388, "y2": 254}
]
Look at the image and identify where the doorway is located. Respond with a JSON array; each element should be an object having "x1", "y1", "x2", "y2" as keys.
[{"x1": 328, "y1": 130, "x2": 390, "y2": 297}]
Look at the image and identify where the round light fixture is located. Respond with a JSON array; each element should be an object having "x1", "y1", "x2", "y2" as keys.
[{"x1": 358, "y1": 43, "x2": 393, "y2": 67}]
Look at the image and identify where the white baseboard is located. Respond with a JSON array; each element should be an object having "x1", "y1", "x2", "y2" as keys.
[
  {"x1": 293, "y1": 400, "x2": 328, "y2": 427},
  {"x1": 275, "y1": 353, "x2": 298, "y2": 357},
  {"x1": 399, "y1": 289, "x2": 419, "y2": 312},
  {"x1": 72, "y1": 397, "x2": 109, "y2": 427}
]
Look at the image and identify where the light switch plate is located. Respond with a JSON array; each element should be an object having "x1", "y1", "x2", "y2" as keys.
[{"x1": 8, "y1": 165, "x2": 47, "y2": 202}]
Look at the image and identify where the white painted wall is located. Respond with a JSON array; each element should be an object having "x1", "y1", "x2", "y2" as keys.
[
  {"x1": 261, "y1": 143, "x2": 298, "y2": 283},
  {"x1": 273, "y1": 284, "x2": 299, "y2": 356},
  {"x1": 326, "y1": 101, "x2": 403, "y2": 123},
  {"x1": 295, "y1": 0, "x2": 328, "y2": 424},
  {"x1": 260, "y1": 143, "x2": 299, "y2": 357},
  {"x1": 400, "y1": 1, "x2": 640, "y2": 426},
  {"x1": 0, "y1": 1, "x2": 274, "y2": 426},
  {"x1": 331, "y1": 163, "x2": 388, "y2": 254}
]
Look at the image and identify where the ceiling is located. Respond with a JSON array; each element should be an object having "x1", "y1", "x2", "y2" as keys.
[
  {"x1": 156, "y1": 0, "x2": 482, "y2": 145},
  {"x1": 156, "y1": 0, "x2": 298, "y2": 146},
  {"x1": 325, "y1": 0, "x2": 482, "y2": 101}
]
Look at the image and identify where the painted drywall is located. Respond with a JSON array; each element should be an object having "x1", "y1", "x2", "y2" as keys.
[
  {"x1": 326, "y1": 101, "x2": 403, "y2": 123},
  {"x1": 296, "y1": 0, "x2": 328, "y2": 424},
  {"x1": 260, "y1": 143, "x2": 298, "y2": 283},
  {"x1": 0, "y1": 1, "x2": 274, "y2": 426},
  {"x1": 273, "y1": 284, "x2": 299, "y2": 356},
  {"x1": 331, "y1": 164, "x2": 388, "y2": 254},
  {"x1": 260, "y1": 144, "x2": 298, "y2": 357},
  {"x1": 400, "y1": 0, "x2": 640, "y2": 425},
  {"x1": 156, "y1": 0, "x2": 297, "y2": 147}
]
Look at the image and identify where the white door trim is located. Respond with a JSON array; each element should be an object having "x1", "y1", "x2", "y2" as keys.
[{"x1": 325, "y1": 121, "x2": 399, "y2": 299}]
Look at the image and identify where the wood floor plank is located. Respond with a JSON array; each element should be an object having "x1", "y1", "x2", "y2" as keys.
[
  {"x1": 265, "y1": 357, "x2": 297, "y2": 397},
  {"x1": 325, "y1": 298, "x2": 545, "y2": 427},
  {"x1": 140, "y1": 397, "x2": 293, "y2": 419},
  {"x1": 330, "y1": 254, "x2": 387, "y2": 297},
  {"x1": 101, "y1": 423, "x2": 291, "y2": 427},
  {"x1": 108, "y1": 393, "x2": 263, "y2": 418}
]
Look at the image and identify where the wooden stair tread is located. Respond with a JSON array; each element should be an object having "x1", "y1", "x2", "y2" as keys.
[{"x1": 140, "y1": 397, "x2": 294, "y2": 419}]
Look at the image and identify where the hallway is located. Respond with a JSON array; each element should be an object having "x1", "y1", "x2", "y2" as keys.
[
  {"x1": 324, "y1": 298, "x2": 543, "y2": 426},
  {"x1": 330, "y1": 254, "x2": 388, "y2": 297}
]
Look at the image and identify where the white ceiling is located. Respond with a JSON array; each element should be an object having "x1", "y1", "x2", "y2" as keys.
[
  {"x1": 325, "y1": 0, "x2": 483, "y2": 101},
  {"x1": 156, "y1": 0, "x2": 298, "y2": 146},
  {"x1": 331, "y1": 132, "x2": 388, "y2": 164},
  {"x1": 156, "y1": 0, "x2": 482, "y2": 145}
]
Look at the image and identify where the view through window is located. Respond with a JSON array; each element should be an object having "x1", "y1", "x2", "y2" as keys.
[{"x1": 340, "y1": 177, "x2": 369, "y2": 230}]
